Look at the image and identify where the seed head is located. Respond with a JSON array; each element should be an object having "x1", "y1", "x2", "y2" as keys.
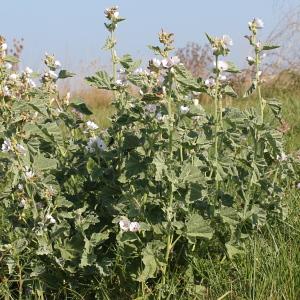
[
  {"x1": 159, "y1": 29, "x2": 174, "y2": 47},
  {"x1": 104, "y1": 6, "x2": 119, "y2": 21}
]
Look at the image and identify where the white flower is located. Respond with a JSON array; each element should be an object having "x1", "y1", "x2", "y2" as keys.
[
  {"x1": 28, "y1": 79, "x2": 36, "y2": 88},
  {"x1": 25, "y1": 67, "x2": 33, "y2": 74},
  {"x1": 2, "y1": 139, "x2": 12, "y2": 152},
  {"x1": 219, "y1": 75, "x2": 227, "y2": 81},
  {"x1": 170, "y1": 56, "x2": 180, "y2": 66},
  {"x1": 145, "y1": 104, "x2": 157, "y2": 114},
  {"x1": 54, "y1": 60, "x2": 61, "y2": 68},
  {"x1": 156, "y1": 112, "x2": 162, "y2": 120},
  {"x1": 205, "y1": 78, "x2": 216, "y2": 87},
  {"x1": 19, "y1": 198, "x2": 26, "y2": 208},
  {"x1": 161, "y1": 58, "x2": 169, "y2": 68},
  {"x1": 1, "y1": 43, "x2": 7, "y2": 51},
  {"x1": 9, "y1": 73, "x2": 18, "y2": 81},
  {"x1": 119, "y1": 219, "x2": 130, "y2": 232},
  {"x1": 157, "y1": 113, "x2": 168, "y2": 122},
  {"x1": 118, "y1": 68, "x2": 126, "y2": 74},
  {"x1": 86, "y1": 137, "x2": 106, "y2": 152},
  {"x1": 222, "y1": 35, "x2": 233, "y2": 47},
  {"x1": 95, "y1": 138, "x2": 106, "y2": 151},
  {"x1": 215, "y1": 60, "x2": 229, "y2": 71},
  {"x1": 129, "y1": 222, "x2": 140, "y2": 232},
  {"x1": 193, "y1": 99, "x2": 199, "y2": 106},
  {"x1": 253, "y1": 18, "x2": 264, "y2": 29},
  {"x1": 115, "y1": 79, "x2": 125, "y2": 86},
  {"x1": 255, "y1": 42, "x2": 262, "y2": 50},
  {"x1": 134, "y1": 68, "x2": 143, "y2": 75},
  {"x1": 3, "y1": 86, "x2": 10, "y2": 96},
  {"x1": 277, "y1": 152, "x2": 288, "y2": 162},
  {"x1": 1, "y1": 138, "x2": 12, "y2": 152},
  {"x1": 180, "y1": 105, "x2": 189, "y2": 114},
  {"x1": 247, "y1": 56, "x2": 255, "y2": 65},
  {"x1": 86, "y1": 121, "x2": 99, "y2": 130},
  {"x1": 5, "y1": 62, "x2": 12, "y2": 70},
  {"x1": 66, "y1": 91, "x2": 71, "y2": 101},
  {"x1": 48, "y1": 70, "x2": 58, "y2": 79},
  {"x1": 18, "y1": 184, "x2": 24, "y2": 191},
  {"x1": 151, "y1": 58, "x2": 161, "y2": 68},
  {"x1": 16, "y1": 144, "x2": 26, "y2": 156},
  {"x1": 161, "y1": 56, "x2": 180, "y2": 68},
  {"x1": 296, "y1": 182, "x2": 300, "y2": 190},
  {"x1": 46, "y1": 214, "x2": 56, "y2": 224},
  {"x1": 258, "y1": 71, "x2": 262, "y2": 77},
  {"x1": 25, "y1": 167, "x2": 34, "y2": 179},
  {"x1": 113, "y1": 11, "x2": 119, "y2": 18}
]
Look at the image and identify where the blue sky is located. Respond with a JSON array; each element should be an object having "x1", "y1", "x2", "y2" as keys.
[{"x1": 0, "y1": 0, "x2": 298, "y2": 74}]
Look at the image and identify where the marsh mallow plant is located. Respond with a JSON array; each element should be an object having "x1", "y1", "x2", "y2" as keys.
[{"x1": 0, "y1": 7, "x2": 298, "y2": 299}]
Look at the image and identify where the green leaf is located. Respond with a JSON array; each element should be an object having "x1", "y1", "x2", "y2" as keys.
[
  {"x1": 86, "y1": 71, "x2": 112, "y2": 90},
  {"x1": 33, "y1": 154, "x2": 58, "y2": 171},
  {"x1": 220, "y1": 207, "x2": 240, "y2": 226},
  {"x1": 267, "y1": 98, "x2": 282, "y2": 120},
  {"x1": 262, "y1": 44, "x2": 280, "y2": 51},
  {"x1": 185, "y1": 214, "x2": 214, "y2": 239},
  {"x1": 138, "y1": 253, "x2": 158, "y2": 282},
  {"x1": 69, "y1": 99, "x2": 93, "y2": 115},
  {"x1": 224, "y1": 85, "x2": 238, "y2": 98},
  {"x1": 141, "y1": 93, "x2": 163, "y2": 102},
  {"x1": 153, "y1": 153, "x2": 167, "y2": 181},
  {"x1": 58, "y1": 70, "x2": 75, "y2": 79},
  {"x1": 4, "y1": 55, "x2": 19, "y2": 64},
  {"x1": 148, "y1": 45, "x2": 164, "y2": 56},
  {"x1": 225, "y1": 242, "x2": 244, "y2": 259},
  {"x1": 173, "y1": 64, "x2": 205, "y2": 92},
  {"x1": 205, "y1": 33, "x2": 214, "y2": 44},
  {"x1": 119, "y1": 54, "x2": 141, "y2": 71},
  {"x1": 226, "y1": 62, "x2": 240, "y2": 73},
  {"x1": 137, "y1": 240, "x2": 166, "y2": 282},
  {"x1": 243, "y1": 81, "x2": 257, "y2": 98}
]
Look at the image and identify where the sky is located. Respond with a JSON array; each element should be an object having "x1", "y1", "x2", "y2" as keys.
[{"x1": 0, "y1": 0, "x2": 298, "y2": 76}]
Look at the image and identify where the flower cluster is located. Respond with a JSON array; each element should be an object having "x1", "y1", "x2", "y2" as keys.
[
  {"x1": 42, "y1": 53, "x2": 61, "y2": 88},
  {"x1": 159, "y1": 29, "x2": 174, "y2": 47},
  {"x1": 209, "y1": 34, "x2": 233, "y2": 56},
  {"x1": 1, "y1": 138, "x2": 27, "y2": 156},
  {"x1": 248, "y1": 17, "x2": 264, "y2": 32},
  {"x1": 86, "y1": 120, "x2": 99, "y2": 130},
  {"x1": 104, "y1": 6, "x2": 119, "y2": 21},
  {"x1": 149, "y1": 56, "x2": 180, "y2": 71},
  {"x1": 24, "y1": 166, "x2": 35, "y2": 179},
  {"x1": 0, "y1": 35, "x2": 7, "y2": 61},
  {"x1": 119, "y1": 219, "x2": 141, "y2": 232},
  {"x1": 86, "y1": 137, "x2": 106, "y2": 153}
]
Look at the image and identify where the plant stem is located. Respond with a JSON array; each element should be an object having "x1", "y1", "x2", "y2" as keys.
[
  {"x1": 214, "y1": 55, "x2": 221, "y2": 162},
  {"x1": 254, "y1": 34, "x2": 264, "y2": 123},
  {"x1": 110, "y1": 31, "x2": 117, "y2": 85},
  {"x1": 213, "y1": 55, "x2": 221, "y2": 198},
  {"x1": 162, "y1": 76, "x2": 175, "y2": 285}
]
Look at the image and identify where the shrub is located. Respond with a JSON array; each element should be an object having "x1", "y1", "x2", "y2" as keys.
[{"x1": 0, "y1": 10, "x2": 298, "y2": 299}]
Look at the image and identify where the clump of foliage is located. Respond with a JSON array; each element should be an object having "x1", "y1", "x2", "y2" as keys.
[{"x1": 0, "y1": 10, "x2": 298, "y2": 300}]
